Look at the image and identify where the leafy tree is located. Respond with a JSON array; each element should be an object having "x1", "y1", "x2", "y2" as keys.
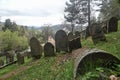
[
  {"x1": 64, "y1": 0, "x2": 100, "y2": 34},
  {"x1": 41, "y1": 26, "x2": 54, "y2": 43},
  {"x1": 2, "y1": 19, "x2": 18, "y2": 32},
  {"x1": 0, "y1": 29, "x2": 28, "y2": 52},
  {"x1": 99, "y1": 0, "x2": 120, "y2": 21},
  {"x1": 64, "y1": 0, "x2": 79, "y2": 32}
]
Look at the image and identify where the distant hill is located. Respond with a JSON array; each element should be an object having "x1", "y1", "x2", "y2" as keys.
[{"x1": 25, "y1": 24, "x2": 86, "y2": 34}]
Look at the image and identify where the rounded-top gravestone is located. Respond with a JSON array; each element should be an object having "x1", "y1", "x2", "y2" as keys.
[
  {"x1": 108, "y1": 17, "x2": 118, "y2": 32},
  {"x1": 30, "y1": 37, "x2": 42, "y2": 59},
  {"x1": 44, "y1": 42, "x2": 55, "y2": 57},
  {"x1": 55, "y1": 30, "x2": 68, "y2": 52}
]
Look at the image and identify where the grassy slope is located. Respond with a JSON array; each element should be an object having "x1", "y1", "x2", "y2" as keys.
[
  {"x1": 1, "y1": 21, "x2": 120, "y2": 80},
  {"x1": 9, "y1": 57, "x2": 73, "y2": 80},
  {"x1": 82, "y1": 21, "x2": 120, "y2": 59}
]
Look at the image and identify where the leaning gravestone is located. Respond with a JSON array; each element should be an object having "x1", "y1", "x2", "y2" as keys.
[
  {"x1": 30, "y1": 37, "x2": 42, "y2": 59},
  {"x1": 17, "y1": 53, "x2": 24, "y2": 65},
  {"x1": 55, "y1": 30, "x2": 68, "y2": 52},
  {"x1": 5, "y1": 51, "x2": 14, "y2": 64},
  {"x1": 91, "y1": 23, "x2": 106, "y2": 44},
  {"x1": 108, "y1": 17, "x2": 118, "y2": 32},
  {"x1": 44, "y1": 42, "x2": 55, "y2": 57}
]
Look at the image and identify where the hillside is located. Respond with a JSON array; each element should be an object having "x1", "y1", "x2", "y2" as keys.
[{"x1": 0, "y1": 22, "x2": 120, "y2": 80}]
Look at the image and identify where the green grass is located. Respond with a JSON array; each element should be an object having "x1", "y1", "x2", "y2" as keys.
[
  {"x1": 0, "y1": 57, "x2": 32, "y2": 76},
  {"x1": 9, "y1": 57, "x2": 73, "y2": 80},
  {"x1": 82, "y1": 21, "x2": 120, "y2": 59}
]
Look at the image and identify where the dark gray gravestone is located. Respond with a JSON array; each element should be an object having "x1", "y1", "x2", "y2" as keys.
[
  {"x1": 17, "y1": 53, "x2": 24, "y2": 65},
  {"x1": 5, "y1": 51, "x2": 14, "y2": 64},
  {"x1": 44, "y1": 42, "x2": 55, "y2": 57},
  {"x1": 108, "y1": 17, "x2": 118, "y2": 32},
  {"x1": 74, "y1": 37, "x2": 82, "y2": 49},
  {"x1": 91, "y1": 23, "x2": 106, "y2": 44},
  {"x1": 55, "y1": 30, "x2": 68, "y2": 52},
  {"x1": 68, "y1": 37, "x2": 82, "y2": 52},
  {"x1": 30, "y1": 37, "x2": 42, "y2": 59},
  {"x1": 0, "y1": 59, "x2": 4, "y2": 66}
]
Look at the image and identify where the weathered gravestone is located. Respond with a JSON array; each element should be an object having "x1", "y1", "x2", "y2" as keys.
[
  {"x1": 55, "y1": 30, "x2": 68, "y2": 52},
  {"x1": 0, "y1": 59, "x2": 4, "y2": 66},
  {"x1": 108, "y1": 17, "x2": 118, "y2": 32},
  {"x1": 17, "y1": 53, "x2": 24, "y2": 65},
  {"x1": 91, "y1": 23, "x2": 106, "y2": 44},
  {"x1": 68, "y1": 32, "x2": 82, "y2": 52},
  {"x1": 44, "y1": 42, "x2": 55, "y2": 57},
  {"x1": 5, "y1": 51, "x2": 14, "y2": 64},
  {"x1": 30, "y1": 37, "x2": 42, "y2": 59}
]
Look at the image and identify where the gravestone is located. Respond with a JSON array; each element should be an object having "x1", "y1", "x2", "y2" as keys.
[
  {"x1": 30, "y1": 37, "x2": 42, "y2": 59},
  {"x1": 17, "y1": 53, "x2": 24, "y2": 65},
  {"x1": 44, "y1": 42, "x2": 55, "y2": 57},
  {"x1": 108, "y1": 17, "x2": 118, "y2": 32},
  {"x1": 74, "y1": 37, "x2": 82, "y2": 49},
  {"x1": 0, "y1": 59, "x2": 4, "y2": 66},
  {"x1": 55, "y1": 30, "x2": 68, "y2": 52},
  {"x1": 68, "y1": 37, "x2": 82, "y2": 52},
  {"x1": 91, "y1": 23, "x2": 106, "y2": 44},
  {"x1": 6, "y1": 51, "x2": 14, "y2": 64}
]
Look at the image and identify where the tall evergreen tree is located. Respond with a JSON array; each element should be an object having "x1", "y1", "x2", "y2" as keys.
[
  {"x1": 64, "y1": 0, "x2": 100, "y2": 34},
  {"x1": 2, "y1": 19, "x2": 18, "y2": 32},
  {"x1": 99, "y1": 0, "x2": 120, "y2": 21},
  {"x1": 64, "y1": 0, "x2": 79, "y2": 32}
]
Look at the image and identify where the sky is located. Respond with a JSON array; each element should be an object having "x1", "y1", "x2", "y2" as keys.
[{"x1": 0, "y1": 0, "x2": 67, "y2": 27}]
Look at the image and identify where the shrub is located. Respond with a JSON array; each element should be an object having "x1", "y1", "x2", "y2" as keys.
[{"x1": 0, "y1": 29, "x2": 28, "y2": 52}]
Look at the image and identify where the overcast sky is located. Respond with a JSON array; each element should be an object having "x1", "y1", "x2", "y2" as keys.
[{"x1": 0, "y1": 0, "x2": 67, "y2": 26}]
